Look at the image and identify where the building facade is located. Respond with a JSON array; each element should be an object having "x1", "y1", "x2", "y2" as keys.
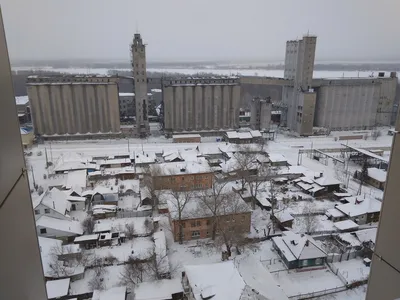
[
  {"x1": 131, "y1": 33, "x2": 150, "y2": 138},
  {"x1": 119, "y1": 92, "x2": 135, "y2": 118},
  {"x1": 283, "y1": 35, "x2": 317, "y2": 136},
  {"x1": 27, "y1": 75, "x2": 120, "y2": 136},
  {"x1": 162, "y1": 77, "x2": 241, "y2": 134},
  {"x1": 250, "y1": 97, "x2": 272, "y2": 131},
  {"x1": 153, "y1": 170, "x2": 213, "y2": 191},
  {"x1": 171, "y1": 211, "x2": 251, "y2": 242}
]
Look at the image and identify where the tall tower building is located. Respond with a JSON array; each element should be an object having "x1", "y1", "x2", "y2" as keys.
[
  {"x1": 283, "y1": 35, "x2": 317, "y2": 136},
  {"x1": 131, "y1": 33, "x2": 150, "y2": 138}
]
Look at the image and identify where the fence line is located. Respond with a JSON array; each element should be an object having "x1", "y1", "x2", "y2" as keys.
[
  {"x1": 116, "y1": 210, "x2": 152, "y2": 218},
  {"x1": 289, "y1": 286, "x2": 347, "y2": 299}
]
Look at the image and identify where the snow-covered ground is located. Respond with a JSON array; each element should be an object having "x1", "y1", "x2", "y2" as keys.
[
  {"x1": 332, "y1": 258, "x2": 370, "y2": 284},
  {"x1": 315, "y1": 285, "x2": 368, "y2": 300},
  {"x1": 272, "y1": 268, "x2": 345, "y2": 298}
]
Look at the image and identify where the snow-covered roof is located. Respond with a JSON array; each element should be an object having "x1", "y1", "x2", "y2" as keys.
[
  {"x1": 95, "y1": 157, "x2": 131, "y2": 166},
  {"x1": 275, "y1": 210, "x2": 294, "y2": 223},
  {"x1": 74, "y1": 234, "x2": 99, "y2": 242},
  {"x1": 367, "y1": 167, "x2": 387, "y2": 182},
  {"x1": 36, "y1": 215, "x2": 83, "y2": 235},
  {"x1": 196, "y1": 143, "x2": 224, "y2": 156},
  {"x1": 225, "y1": 131, "x2": 253, "y2": 139},
  {"x1": 334, "y1": 220, "x2": 359, "y2": 231},
  {"x1": 333, "y1": 192, "x2": 352, "y2": 198},
  {"x1": 15, "y1": 95, "x2": 29, "y2": 105},
  {"x1": 65, "y1": 169, "x2": 87, "y2": 189},
  {"x1": 278, "y1": 166, "x2": 319, "y2": 178},
  {"x1": 38, "y1": 236, "x2": 63, "y2": 276},
  {"x1": 272, "y1": 231, "x2": 326, "y2": 262},
  {"x1": 46, "y1": 278, "x2": 70, "y2": 299},
  {"x1": 134, "y1": 279, "x2": 183, "y2": 300},
  {"x1": 313, "y1": 176, "x2": 341, "y2": 186},
  {"x1": 54, "y1": 161, "x2": 88, "y2": 172},
  {"x1": 249, "y1": 130, "x2": 262, "y2": 137},
  {"x1": 338, "y1": 233, "x2": 362, "y2": 247},
  {"x1": 172, "y1": 134, "x2": 201, "y2": 139},
  {"x1": 335, "y1": 196, "x2": 382, "y2": 217},
  {"x1": 236, "y1": 256, "x2": 289, "y2": 300},
  {"x1": 35, "y1": 188, "x2": 71, "y2": 216},
  {"x1": 119, "y1": 92, "x2": 135, "y2": 96},
  {"x1": 355, "y1": 228, "x2": 377, "y2": 244},
  {"x1": 268, "y1": 153, "x2": 287, "y2": 163},
  {"x1": 20, "y1": 128, "x2": 30, "y2": 135},
  {"x1": 62, "y1": 243, "x2": 81, "y2": 254},
  {"x1": 92, "y1": 286, "x2": 126, "y2": 300},
  {"x1": 134, "y1": 151, "x2": 157, "y2": 165},
  {"x1": 152, "y1": 161, "x2": 210, "y2": 176},
  {"x1": 93, "y1": 217, "x2": 152, "y2": 236},
  {"x1": 225, "y1": 131, "x2": 239, "y2": 139},
  {"x1": 326, "y1": 208, "x2": 346, "y2": 218},
  {"x1": 184, "y1": 261, "x2": 246, "y2": 300},
  {"x1": 154, "y1": 231, "x2": 170, "y2": 275}
]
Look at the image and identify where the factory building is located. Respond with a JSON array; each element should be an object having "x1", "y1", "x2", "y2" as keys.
[
  {"x1": 162, "y1": 77, "x2": 241, "y2": 135},
  {"x1": 119, "y1": 92, "x2": 135, "y2": 118},
  {"x1": 27, "y1": 75, "x2": 120, "y2": 137},
  {"x1": 250, "y1": 97, "x2": 272, "y2": 131},
  {"x1": 131, "y1": 33, "x2": 150, "y2": 138}
]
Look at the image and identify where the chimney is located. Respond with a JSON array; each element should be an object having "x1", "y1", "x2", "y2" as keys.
[
  {"x1": 53, "y1": 201, "x2": 55, "y2": 209},
  {"x1": 305, "y1": 240, "x2": 309, "y2": 247}
]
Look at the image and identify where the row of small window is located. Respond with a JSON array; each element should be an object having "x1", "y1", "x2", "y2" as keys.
[
  {"x1": 169, "y1": 175, "x2": 206, "y2": 182},
  {"x1": 136, "y1": 71, "x2": 145, "y2": 76},
  {"x1": 135, "y1": 63, "x2": 145, "y2": 68},
  {"x1": 35, "y1": 209, "x2": 50, "y2": 215},
  {"x1": 136, "y1": 79, "x2": 145, "y2": 82},
  {"x1": 180, "y1": 220, "x2": 210, "y2": 228}
]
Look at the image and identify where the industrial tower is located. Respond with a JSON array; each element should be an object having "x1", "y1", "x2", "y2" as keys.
[{"x1": 131, "y1": 33, "x2": 150, "y2": 138}]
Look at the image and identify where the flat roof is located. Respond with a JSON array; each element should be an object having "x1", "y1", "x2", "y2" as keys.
[
  {"x1": 46, "y1": 278, "x2": 70, "y2": 299},
  {"x1": 334, "y1": 220, "x2": 359, "y2": 231},
  {"x1": 173, "y1": 134, "x2": 201, "y2": 139}
]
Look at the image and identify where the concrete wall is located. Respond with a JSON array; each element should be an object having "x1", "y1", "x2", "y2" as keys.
[
  {"x1": 27, "y1": 78, "x2": 120, "y2": 136},
  {"x1": 163, "y1": 79, "x2": 240, "y2": 133},
  {"x1": 366, "y1": 108, "x2": 400, "y2": 299},
  {"x1": 250, "y1": 98, "x2": 272, "y2": 131},
  {"x1": 0, "y1": 8, "x2": 48, "y2": 299},
  {"x1": 298, "y1": 92, "x2": 316, "y2": 135}
]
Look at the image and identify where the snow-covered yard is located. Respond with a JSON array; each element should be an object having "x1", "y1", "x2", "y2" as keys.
[
  {"x1": 118, "y1": 195, "x2": 141, "y2": 210},
  {"x1": 315, "y1": 284, "x2": 368, "y2": 300},
  {"x1": 256, "y1": 240, "x2": 287, "y2": 272},
  {"x1": 272, "y1": 268, "x2": 344, "y2": 298},
  {"x1": 332, "y1": 258, "x2": 370, "y2": 284},
  {"x1": 69, "y1": 264, "x2": 124, "y2": 295},
  {"x1": 293, "y1": 214, "x2": 336, "y2": 234},
  {"x1": 94, "y1": 217, "x2": 152, "y2": 236}
]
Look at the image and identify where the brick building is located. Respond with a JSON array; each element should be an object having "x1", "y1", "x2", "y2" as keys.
[
  {"x1": 163, "y1": 189, "x2": 251, "y2": 242},
  {"x1": 172, "y1": 134, "x2": 201, "y2": 143},
  {"x1": 150, "y1": 161, "x2": 213, "y2": 191}
]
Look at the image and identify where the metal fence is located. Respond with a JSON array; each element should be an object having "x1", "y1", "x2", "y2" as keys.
[
  {"x1": 326, "y1": 250, "x2": 362, "y2": 263},
  {"x1": 116, "y1": 210, "x2": 152, "y2": 218},
  {"x1": 289, "y1": 286, "x2": 347, "y2": 299}
]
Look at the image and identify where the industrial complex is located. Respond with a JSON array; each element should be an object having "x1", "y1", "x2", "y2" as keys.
[{"x1": 24, "y1": 33, "x2": 398, "y2": 139}]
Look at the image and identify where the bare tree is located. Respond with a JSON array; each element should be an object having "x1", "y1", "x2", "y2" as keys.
[
  {"x1": 162, "y1": 190, "x2": 193, "y2": 244},
  {"x1": 142, "y1": 164, "x2": 165, "y2": 209},
  {"x1": 232, "y1": 145, "x2": 258, "y2": 191},
  {"x1": 301, "y1": 202, "x2": 319, "y2": 234},
  {"x1": 47, "y1": 244, "x2": 89, "y2": 278},
  {"x1": 214, "y1": 195, "x2": 252, "y2": 257},
  {"x1": 144, "y1": 217, "x2": 153, "y2": 234},
  {"x1": 198, "y1": 180, "x2": 230, "y2": 240},
  {"x1": 89, "y1": 263, "x2": 107, "y2": 291},
  {"x1": 119, "y1": 256, "x2": 147, "y2": 287},
  {"x1": 125, "y1": 222, "x2": 135, "y2": 240},
  {"x1": 82, "y1": 216, "x2": 95, "y2": 234},
  {"x1": 268, "y1": 179, "x2": 288, "y2": 234}
]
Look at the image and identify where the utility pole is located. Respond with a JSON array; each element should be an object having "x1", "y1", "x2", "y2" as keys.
[
  {"x1": 49, "y1": 142, "x2": 53, "y2": 162},
  {"x1": 128, "y1": 138, "x2": 130, "y2": 153},
  {"x1": 31, "y1": 165, "x2": 36, "y2": 189}
]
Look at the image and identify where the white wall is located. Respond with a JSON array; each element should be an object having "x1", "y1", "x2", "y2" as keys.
[
  {"x1": 34, "y1": 203, "x2": 69, "y2": 221},
  {"x1": 36, "y1": 225, "x2": 77, "y2": 239}
]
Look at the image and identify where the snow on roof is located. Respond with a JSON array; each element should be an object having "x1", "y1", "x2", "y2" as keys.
[
  {"x1": 297, "y1": 182, "x2": 313, "y2": 191},
  {"x1": 333, "y1": 192, "x2": 352, "y2": 198},
  {"x1": 134, "y1": 279, "x2": 183, "y2": 300},
  {"x1": 153, "y1": 161, "x2": 210, "y2": 176},
  {"x1": 236, "y1": 256, "x2": 289, "y2": 300},
  {"x1": 326, "y1": 208, "x2": 346, "y2": 218},
  {"x1": 65, "y1": 170, "x2": 87, "y2": 189},
  {"x1": 92, "y1": 286, "x2": 126, "y2": 300},
  {"x1": 54, "y1": 161, "x2": 88, "y2": 172},
  {"x1": 334, "y1": 220, "x2": 359, "y2": 231},
  {"x1": 184, "y1": 261, "x2": 246, "y2": 300},
  {"x1": 36, "y1": 188, "x2": 71, "y2": 215},
  {"x1": 95, "y1": 157, "x2": 131, "y2": 166},
  {"x1": 313, "y1": 176, "x2": 341, "y2": 186},
  {"x1": 93, "y1": 217, "x2": 152, "y2": 236},
  {"x1": 134, "y1": 151, "x2": 157, "y2": 165},
  {"x1": 46, "y1": 278, "x2": 70, "y2": 299},
  {"x1": 367, "y1": 167, "x2": 387, "y2": 182},
  {"x1": 338, "y1": 233, "x2": 362, "y2": 247},
  {"x1": 268, "y1": 153, "x2": 287, "y2": 163},
  {"x1": 249, "y1": 130, "x2": 262, "y2": 137},
  {"x1": 343, "y1": 145, "x2": 389, "y2": 163},
  {"x1": 38, "y1": 237, "x2": 63, "y2": 276},
  {"x1": 62, "y1": 243, "x2": 81, "y2": 254},
  {"x1": 226, "y1": 131, "x2": 239, "y2": 139},
  {"x1": 335, "y1": 196, "x2": 382, "y2": 217},
  {"x1": 119, "y1": 92, "x2": 135, "y2": 96},
  {"x1": 196, "y1": 143, "x2": 223, "y2": 155},
  {"x1": 273, "y1": 231, "x2": 326, "y2": 262},
  {"x1": 173, "y1": 134, "x2": 201, "y2": 139},
  {"x1": 275, "y1": 210, "x2": 294, "y2": 223},
  {"x1": 67, "y1": 195, "x2": 86, "y2": 202},
  {"x1": 15, "y1": 95, "x2": 29, "y2": 105},
  {"x1": 74, "y1": 234, "x2": 99, "y2": 242},
  {"x1": 278, "y1": 166, "x2": 318, "y2": 178},
  {"x1": 355, "y1": 228, "x2": 377, "y2": 244},
  {"x1": 20, "y1": 128, "x2": 30, "y2": 134},
  {"x1": 36, "y1": 215, "x2": 83, "y2": 235},
  {"x1": 154, "y1": 231, "x2": 170, "y2": 275}
]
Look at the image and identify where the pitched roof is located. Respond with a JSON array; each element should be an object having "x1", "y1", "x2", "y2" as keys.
[
  {"x1": 35, "y1": 188, "x2": 71, "y2": 215},
  {"x1": 313, "y1": 176, "x2": 341, "y2": 186},
  {"x1": 92, "y1": 286, "x2": 126, "y2": 300},
  {"x1": 65, "y1": 170, "x2": 87, "y2": 189},
  {"x1": 46, "y1": 278, "x2": 70, "y2": 299},
  {"x1": 335, "y1": 196, "x2": 382, "y2": 217},
  {"x1": 134, "y1": 279, "x2": 183, "y2": 300},
  {"x1": 36, "y1": 215, "x2": 83, "y2": 235},
  {"x1": 38, "y1": 237, "x2": 63, "y2": 276}
]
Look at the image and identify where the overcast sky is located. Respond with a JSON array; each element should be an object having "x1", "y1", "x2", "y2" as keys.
[{"x1": 1, "y1": 0, "x2": 399, "y2": 63}]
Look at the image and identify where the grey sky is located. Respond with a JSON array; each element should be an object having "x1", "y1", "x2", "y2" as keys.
[{"x1": 1, "y1": 0, "x2": 399, "y2": 62}]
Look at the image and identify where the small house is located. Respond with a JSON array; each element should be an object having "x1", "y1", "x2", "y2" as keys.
[
  {"x1": 335, "y1": 196, "x2": 381, "y2": 225},
  {"x1": 268, "y1": 153, "x2": 288, "y2": 167},
  {"x1": 273, "y1": 211, "x2": 294, "y2": 229},
  {"x1": 33, "y1": 188, "x2": 71, "y2": 221},
  {"x1": 333, "y1": 219, "x2": 359, "y2": 233},
  {"x1": 74, "y1": 234, "x2": 100, "y2": 249},
  {"x1": 36, "y1": 215, "x2": 83, "y2": 242},
  {"x1": 366, "y1": 167, "x2": 387, "y2": 190},
  {"x1": 272, "y1": 231, "x2": 327, "y2": 269}
]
